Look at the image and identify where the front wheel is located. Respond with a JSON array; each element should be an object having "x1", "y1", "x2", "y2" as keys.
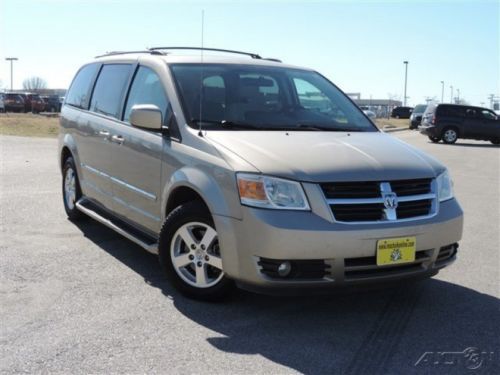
[
  {"x1": 159, "y1": 201, "x2": 233, "y2": 301},
  {"x1": 62, "y1": 157, "x2": 84, "y2": 220},
  {"x1": 428, "y1": 136, "x2": 441, "y2": 143}
]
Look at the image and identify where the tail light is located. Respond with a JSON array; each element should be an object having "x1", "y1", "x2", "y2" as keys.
[{"x1": 431, "y1": 115, "x2": 436, "y2": 125}]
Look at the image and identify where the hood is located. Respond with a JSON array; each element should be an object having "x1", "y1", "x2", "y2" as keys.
[{"x1": 206, "y1": 131, "x2": 445, "y2": 182}]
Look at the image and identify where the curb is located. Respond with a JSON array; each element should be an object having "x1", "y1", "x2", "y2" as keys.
[{"x1": 382, "y1": 127, "x2": 410, "y2": 133}]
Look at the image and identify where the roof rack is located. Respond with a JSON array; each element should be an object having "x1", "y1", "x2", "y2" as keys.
[
  {"x1": 148, "y1": 46, "x2": 262, "y2": 59},
  {"x1": 95, "y1": 50, "x2": 165, "y2": 58},
  {"x1": 95, "y1": 47, "x2": 281, "y2": 62}
]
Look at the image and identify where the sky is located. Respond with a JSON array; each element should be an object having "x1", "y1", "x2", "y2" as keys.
[{"x1": 0, "y1": 0, "x2": 498, "y2": 106}]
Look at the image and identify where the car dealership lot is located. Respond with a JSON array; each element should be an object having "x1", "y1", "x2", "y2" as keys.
[{"x1": 1, "y1": 132, "x2": 498, "y2": 374}]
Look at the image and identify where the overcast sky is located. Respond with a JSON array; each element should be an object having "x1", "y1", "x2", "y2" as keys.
[{"x1": 1, "y1": 0, "x2": 498, "y2": 106}]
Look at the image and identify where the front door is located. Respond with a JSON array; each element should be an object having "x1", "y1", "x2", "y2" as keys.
[{"x1": 108, "y1": 65, "x2": 171, "y2": 233}]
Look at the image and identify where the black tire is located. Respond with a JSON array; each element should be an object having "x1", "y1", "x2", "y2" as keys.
[
  {"x1": 428, "y1": 136, "x2": 441, "y2": 143},
  {"x1": 62, "y1": 156, "x2": 84, "y2": 220},
  {"x1": 158, "y1": 201, "x2": 234, "y2": 301},
  {"x1": 490, "y1": 139, "x2": 500, "y2": 145},
  {"x1": 441, "y1": 127, "x2": 458, "y2": 144}
]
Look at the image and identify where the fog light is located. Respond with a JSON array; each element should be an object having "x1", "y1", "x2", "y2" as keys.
[{"x1": 277, "y1": 261, "x2": 292, "y2": 277}]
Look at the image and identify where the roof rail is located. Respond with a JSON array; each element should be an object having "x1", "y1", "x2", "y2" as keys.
[
  {"x1": 148, "y1": 46, "x2": 262, "y2": 59},
  {"x1": 95, "y1": 50, "x2": 165, "y2": 58}
]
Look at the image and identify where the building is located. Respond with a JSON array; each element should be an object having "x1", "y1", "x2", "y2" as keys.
[{"x1": 346, "y1": 93, "x2": 402, "y2": 118}]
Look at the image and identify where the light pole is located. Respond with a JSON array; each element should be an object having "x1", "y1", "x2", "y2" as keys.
[
  {"x1": 403, "y1": 61, "x2": 408, "y2": 106},
  {"x1": 440, "y1": 81, "x2": 444, "y2": 103},
  {"x1": 5, "y1": 57, "x2": 19, "y2": 91},
  {"x1": 450, "y1": 85, "x2": 453, "y2": 103}
]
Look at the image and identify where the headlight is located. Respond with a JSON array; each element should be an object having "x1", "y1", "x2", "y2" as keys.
[
  {"x1": 236, "y1": 173, "x2": 310, "y2": 210},
  {"x1": 437, "y1": 170, "x2": 454, "y2": 202}
]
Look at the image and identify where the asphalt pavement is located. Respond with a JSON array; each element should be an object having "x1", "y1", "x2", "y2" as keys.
[{"x1": 1, "y1": 131, "x2": 499, "y2": 374}]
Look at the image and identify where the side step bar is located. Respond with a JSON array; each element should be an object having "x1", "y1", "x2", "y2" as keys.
[{"x1": 76, "y1": 199, "x2": 159, "y2": 255}]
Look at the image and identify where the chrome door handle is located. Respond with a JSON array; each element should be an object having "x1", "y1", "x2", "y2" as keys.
[
  {"x1": 111, "y1": 135, "x2": 125, "y2": 144},
  {"x1": 98, "y1": 130, "x2": 110, "y2": 137}
]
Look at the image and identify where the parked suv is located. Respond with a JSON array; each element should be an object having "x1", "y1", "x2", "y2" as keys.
[
  {"x1": 41, "y1": 95, "x2": 62, "y2": 112},
  {"x1": 409, "y1": 104, "x2": 427, "y2": 129},
  {"x1": 59, "y1": 48, "x2": 463, "y2": 300},
  {"x1": 3, "y1": 93, "x2": 25, "y2": 112},
  {"x1": 419, "y1": 103, "x2": 500, "y2": 144},
  {"x1": 391, "y1": 106, "x2": 413, "y2": 119}
]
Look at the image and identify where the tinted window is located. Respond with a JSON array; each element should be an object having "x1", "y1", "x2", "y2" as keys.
[
  {"x1": 66, "y1": 63, "x2": 99, "y2": 108},
  {"x1": 90, "y1": 64, "x2": 132, "y2": 118},
  {"x1": 437, "y1": 105, "x2": 466, "y2": 117},
  {"x1": 124, "y1": 66, "x2": 169, "y2": 123},
  {"x1": 480, "y1": 109, "x2": 497, "y2": 120}
]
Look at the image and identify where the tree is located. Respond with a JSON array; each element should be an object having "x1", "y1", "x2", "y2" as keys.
[{"x1": 22, "y1": 76, "x2": 47, "y2": 92}]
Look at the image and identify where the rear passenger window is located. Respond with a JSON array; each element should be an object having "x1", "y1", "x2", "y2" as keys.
[
  {"x1": 66, "y1": 63, "x2": 99, "y2": 108},
  {"x1": 90, "y1": 64, "x2": 132, "y2": 118},
  {"x1": 124, "y1": 66, "x2": 169, "y2": 123}
]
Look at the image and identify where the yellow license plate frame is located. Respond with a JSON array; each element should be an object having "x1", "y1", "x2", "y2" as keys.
[{"x1": 376, "y1": 237, "x2": 416, "y2": 266}]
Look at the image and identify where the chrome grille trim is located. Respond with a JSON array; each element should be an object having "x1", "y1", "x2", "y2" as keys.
[{"x1": 321, "y1": 179, "x2": 438, "y2": 224}]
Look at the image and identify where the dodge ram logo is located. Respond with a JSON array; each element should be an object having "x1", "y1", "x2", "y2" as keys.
[{"x1": 383, "y1": 192, "x2": 398, "y2": 209}]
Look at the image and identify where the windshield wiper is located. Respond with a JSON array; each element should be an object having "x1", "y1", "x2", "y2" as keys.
[{"x1": 190, "y1": 118, "x2": 261, "y2": 130}]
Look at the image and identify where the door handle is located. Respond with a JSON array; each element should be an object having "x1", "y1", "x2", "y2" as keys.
[
  {"x1": 98, "y1": 130, "x2": 110, "y2": 137},
  {"x1": 111, "y1": 135, "x2": 125, "y2": 145}
]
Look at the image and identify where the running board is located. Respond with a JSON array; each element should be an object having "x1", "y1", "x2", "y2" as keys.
[{"x1": 76, "y1": 199, "x2": 159, "y2": 255}]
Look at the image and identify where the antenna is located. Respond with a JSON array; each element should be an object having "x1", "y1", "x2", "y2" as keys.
[{"x1": 198, "y1": 10, "x2": 205, "y2": 137}]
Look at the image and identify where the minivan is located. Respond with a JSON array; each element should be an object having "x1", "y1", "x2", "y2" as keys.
[{"x1": 59, "y1": 48, "x2": 463, "y2": 300}]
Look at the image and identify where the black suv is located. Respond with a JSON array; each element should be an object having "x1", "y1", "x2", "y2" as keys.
[
  {"x1": 419, "y1": 104, "x2": 500, "y2": 144},
  {"x1": 391, "y1": 106, "x2": 413, "y2": 119}
]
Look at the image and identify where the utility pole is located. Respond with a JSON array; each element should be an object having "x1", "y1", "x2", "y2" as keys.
[
  {"x1": 403, "y1": 61, "x2": 408, "y2": 106},
  {"x1": 5, "y1": 57, "x2": 19, "y2": 91},
  {"x1": 450, "y1": 85, "x2": 453, "y2": 103},
  {"x1": 488, "y1": 94, "x2": 495, "y2": 109},
  {"x1": 440, "y1": 81, "x2": 444, "y2": 103}
]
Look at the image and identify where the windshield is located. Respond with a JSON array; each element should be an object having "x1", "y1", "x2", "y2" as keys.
[
  {"x1": 413, "y1": 104, "x2": 427, "y2": 114},
  {"x1": 170, "y1": 64, "x2": 377, "y2": 132}
]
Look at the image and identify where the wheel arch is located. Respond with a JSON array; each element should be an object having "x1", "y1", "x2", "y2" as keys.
[{"x1": 161, "y1": 167, "x2": 242, "y2": 221}]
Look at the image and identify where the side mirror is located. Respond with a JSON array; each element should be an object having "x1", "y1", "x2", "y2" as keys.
[{"x1": 130, "y1": 104, "x2": 163, "y2": 131}]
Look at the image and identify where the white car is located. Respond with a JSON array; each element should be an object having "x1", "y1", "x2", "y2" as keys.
[{"x1": 363, "y1": 109, "x2": 376, "y2": 120}]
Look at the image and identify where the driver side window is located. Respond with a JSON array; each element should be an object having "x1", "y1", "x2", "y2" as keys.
[{"x1": 124, "y1": 66, "x2": 169, "y2": 124}]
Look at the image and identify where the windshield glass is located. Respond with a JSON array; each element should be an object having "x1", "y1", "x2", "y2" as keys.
[
  {"x1": 170, "y1": 64, "x2": 377, "y2": 132},
  {"x1": 413, "y1": 104, "x2": 427, "y2": 114}
]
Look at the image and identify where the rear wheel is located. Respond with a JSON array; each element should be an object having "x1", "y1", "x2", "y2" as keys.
[
  {"x1": 442, "y1": 128, "x2": 458, "y2": 144},
  {"x1": 159, "y1": 201, "x2": 233, "y2": 301},
  {"x1": 428, "y1": 136, "x2": 441, "y2": 143}
]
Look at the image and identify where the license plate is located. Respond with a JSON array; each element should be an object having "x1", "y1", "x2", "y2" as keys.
[{"x1": 376, "y1": 237, "x2": 416, "y2": 266}]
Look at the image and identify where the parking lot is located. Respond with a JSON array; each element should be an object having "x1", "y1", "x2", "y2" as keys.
[{"x1": 1, "y1": 131, "x2": 498, "y2": 374}]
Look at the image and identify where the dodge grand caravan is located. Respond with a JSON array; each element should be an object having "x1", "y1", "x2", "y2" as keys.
[{"x1": 59, "y1": 48, "x2": 463, "y2": 300}]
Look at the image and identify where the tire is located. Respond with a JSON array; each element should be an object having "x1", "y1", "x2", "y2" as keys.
[
  {"x1": 441, "y1": 128, "x2": 458, "y2": 144},
  {"x1": 490, "y1": 139, "x2": 500, "y2": 145},
  {"x1": 428, "y1": 136, "x2": 441, "y2": 143},
  {"x1": 62, "y1": 156, "x2": 84, "y2": 220},
  {"x1": 158, "y1": 201, "x2": 233, "y2": 301}
]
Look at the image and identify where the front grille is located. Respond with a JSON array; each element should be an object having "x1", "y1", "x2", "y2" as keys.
[
  {"x1": 258, "y1": 258, "x2": 330, "y2": 280},
  {"x1": 321, "y1": 179, "x2": 435, "y2": 223},
  {"x1": 344, "y1": 250, "x2": 432, "y2": 281},
  {"x1": 390, "y1": 178, "x2": 432, "y2": 196},
  {"x1": 321, "y1": 181, "x2": 380, "y2": 199},
  {"x1": 396, "y1": 199, "x2": 433, "y2": 219}
]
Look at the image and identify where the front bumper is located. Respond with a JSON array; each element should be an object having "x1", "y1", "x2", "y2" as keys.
[{"x1": 214, "y1": 198, "x2": 463, "y2": 292}]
